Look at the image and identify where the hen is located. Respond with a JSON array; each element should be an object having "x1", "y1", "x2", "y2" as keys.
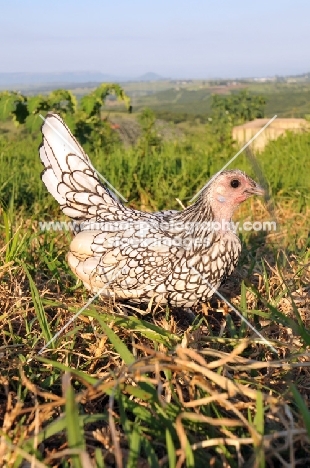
[{"x1": 39, "y1": 113, "x2": 264, "y2": 307}]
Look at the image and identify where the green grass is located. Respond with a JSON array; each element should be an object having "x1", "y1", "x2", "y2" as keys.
[
  {"x1": 0, "y1": 113, "x2": 310, "y2": 466},
  {"x1": 1, "y1": 116, "x2": 310, "y2": 213}
]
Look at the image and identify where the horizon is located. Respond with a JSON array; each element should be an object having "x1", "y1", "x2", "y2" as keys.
[{"x1": 0, "y1": 69, "x2": 309, "y2": 86}]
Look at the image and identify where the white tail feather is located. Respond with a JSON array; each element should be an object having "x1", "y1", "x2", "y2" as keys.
[{"x1": 39, "y1": 113, "x2": 120, "y2": 219}]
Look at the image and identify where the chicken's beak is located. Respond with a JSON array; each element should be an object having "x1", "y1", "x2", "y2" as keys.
[{"x1": 246, "y1": 184, "x2": 265, "y2": 196}]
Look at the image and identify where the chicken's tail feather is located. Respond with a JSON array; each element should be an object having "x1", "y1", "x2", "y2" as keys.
[{"x1": 39, "y1": 113, "x2": 120, "y2": 219}]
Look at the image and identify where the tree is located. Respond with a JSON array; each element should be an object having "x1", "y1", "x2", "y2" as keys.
[
  {"x1": 208, "y1": 90, "x2": 266, "y2": 147},
  {"x1": 0, "y1": 83, "x2": 131, "y2": 150}
]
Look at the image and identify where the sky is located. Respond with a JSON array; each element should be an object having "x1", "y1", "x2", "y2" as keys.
[{"x1": 0, "y1": 0, "x2": 310, "y2": 79}]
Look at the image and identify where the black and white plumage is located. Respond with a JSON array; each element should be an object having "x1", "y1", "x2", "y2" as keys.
[{"x1": 39, "y1": 113, "x2": 264, "y2": 307}]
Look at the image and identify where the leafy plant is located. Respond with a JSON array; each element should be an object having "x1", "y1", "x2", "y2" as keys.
[
  {"x1": 136, "y1": 108, "x2": 163, "y2": 156},
  {"x1": 208, "y1": 89, "x2": 266, "y2": 148},
  {"x1": 0, "y1": 83, "x2": 131, "y2": 151}
]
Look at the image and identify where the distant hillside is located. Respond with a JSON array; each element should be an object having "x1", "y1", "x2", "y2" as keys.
[
  {"x1": 0, "y1": 71, "x2": 168, "y2": 88},
  {"x1": 0, "y1": 72, "x2": 121, "y2": 87},
  {"x1": 286, "y1": 71, "x2": 310, "y2": 81},
  {"x1": 132, "y1": 81, "x2": 310, "y2": 118},
  {"x1": 136, "y1": 72, "x2": 167, "y2": 81}
]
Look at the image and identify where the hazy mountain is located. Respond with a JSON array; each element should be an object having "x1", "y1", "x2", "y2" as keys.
[
  {"x1": 0, "y1": 71, "x2": 167, "y2": 87},
  {"x1": 2, "y1": 70, "x2": 308, "y2": 90},
  {"x1": 136, "y1": 72, "x2": 167, "y2": 81},
  {"x1": 0, "y1": 72, "x2": 123, "y2": 87}
]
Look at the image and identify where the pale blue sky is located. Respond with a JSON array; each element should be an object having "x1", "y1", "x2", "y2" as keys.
[{"x1": 1, "y1": 0, "x2": 309, "y2": 78}]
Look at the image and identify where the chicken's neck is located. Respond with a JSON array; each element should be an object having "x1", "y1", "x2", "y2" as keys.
[{"x1": 170, "y1": 194, "x2": 236, "y2": 237}]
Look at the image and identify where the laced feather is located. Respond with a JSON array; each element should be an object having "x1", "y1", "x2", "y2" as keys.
[{"x1": 39, "y1": 113, "x2": 249, "y2": 307}]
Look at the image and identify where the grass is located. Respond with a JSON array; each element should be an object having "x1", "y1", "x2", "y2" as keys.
[{"x1": 0, "y1": 114, "x2": 310, "y2": 467}]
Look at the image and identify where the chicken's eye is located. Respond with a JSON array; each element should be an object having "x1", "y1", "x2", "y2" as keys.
[{"x1": 230, "y1": 179, "x2": 240, "y2": 188}]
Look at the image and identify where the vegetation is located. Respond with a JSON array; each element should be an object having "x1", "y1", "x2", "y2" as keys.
[
  {"x1": 0, "y1": 84, "x2": 131, "y2": 150},
  {"x1": 0, "y1": 83, "x2": 310, "y2": 467},
  {"x1": 128, "y1": 80, "x2": 310, "y2": 120}
]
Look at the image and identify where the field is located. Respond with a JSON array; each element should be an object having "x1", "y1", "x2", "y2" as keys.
[
  {"x1": 7, "y1": 78, "x2": 310, "y2": 119},
  {"x1": 130, "y1": 82, "x2": 310, "y2": 121},
  {"x1": 0, "y1": 84, "x2": 310, "y2": 467}
]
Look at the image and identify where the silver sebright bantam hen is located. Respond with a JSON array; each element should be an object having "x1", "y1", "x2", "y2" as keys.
[{"x1": 39, "y1": 113, "x2": 264, "y2": 308}]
